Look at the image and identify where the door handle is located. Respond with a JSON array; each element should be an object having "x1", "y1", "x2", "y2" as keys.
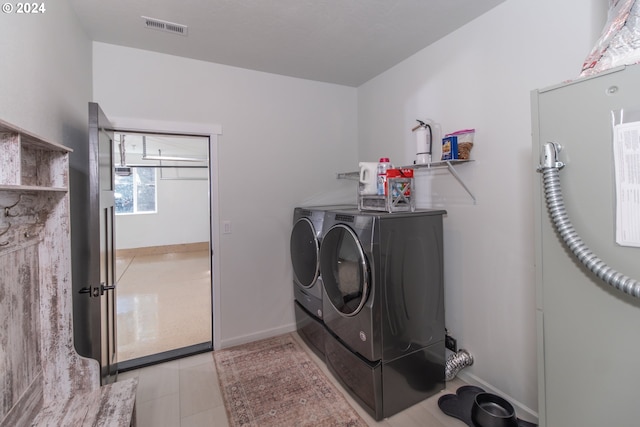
[
  {"x1": 79, "y1": 285, "x2": 102, "y2": 297},
  {"x1": 101, "y1": 282, "x2": 116, "y2": 295}
]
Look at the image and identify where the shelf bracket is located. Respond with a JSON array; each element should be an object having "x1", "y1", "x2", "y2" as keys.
[
  {"x1": 336, "y1": 171, "x2": 359, "y2": 180},
  {"x1": 444, "y1": 161, "x2": 477, "y2": 204}
]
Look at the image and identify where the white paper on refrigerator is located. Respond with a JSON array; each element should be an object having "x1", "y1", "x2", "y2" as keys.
[{"x1": 613, "y1": 121, "x2": 640, "y2": 247}]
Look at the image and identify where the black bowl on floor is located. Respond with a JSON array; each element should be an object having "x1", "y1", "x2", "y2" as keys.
[{"x1": 471, "y1": 392, "x2": 519, "y2": 427}]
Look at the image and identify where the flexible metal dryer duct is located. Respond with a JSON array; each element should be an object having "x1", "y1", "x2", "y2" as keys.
[
  {"x1": 539, "y1": 142, "x2": 640, "y2": 298},
  {"x1": 445, "y1": 349, "x2": 474, "y2": 381}
]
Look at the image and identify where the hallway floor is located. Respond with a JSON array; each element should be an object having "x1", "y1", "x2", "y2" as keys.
[
  {"x1": 116, "y1": 249, "x2": 212, "y2": 362},
  {"x1": 118, "y1": 332, "x2": 469, "y2": 427}
]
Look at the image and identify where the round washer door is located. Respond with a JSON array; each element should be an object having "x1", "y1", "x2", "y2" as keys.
[
  {"x1": 290, "y1": 217, "x2": 320, "y2": 288},
  {"x1": 319, "y1": 224, "x2": 369, "y2": 316}
]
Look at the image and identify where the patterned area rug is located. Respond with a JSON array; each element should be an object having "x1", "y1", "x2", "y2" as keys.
[{"x1": 213, "y1": 333, "x2": 366, "y2": 426}]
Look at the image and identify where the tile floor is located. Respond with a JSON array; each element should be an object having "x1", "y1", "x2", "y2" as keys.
[
  {"x1": 114, "y1": 247, "x2": 469, "y2": 426},
  {"x1": 118, "y1": 332, "x2": 469, "y2": 427},
  {"x1": 116, "y1": 250, "x2": 212, "y2": 361}
]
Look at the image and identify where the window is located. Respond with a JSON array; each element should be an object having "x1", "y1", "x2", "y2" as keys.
[{"x1": 115, "y1": 168, "x2": 157, "y2": 215}]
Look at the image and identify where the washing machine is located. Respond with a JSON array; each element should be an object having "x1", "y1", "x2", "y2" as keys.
[
  {"x1": 319, "y1": 208, "x2": 446, "y2": 420},
  {"x1": 290, "y1": 205, "x2": 354, "y2": 357}
]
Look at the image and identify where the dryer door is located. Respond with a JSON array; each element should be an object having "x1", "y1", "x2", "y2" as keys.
[
  {"x1": 290, "y1": 217, "x2": 320, "y2": 288},
  {"x1": 320, "y1": 224, "x2": 369, "y2": 316}
]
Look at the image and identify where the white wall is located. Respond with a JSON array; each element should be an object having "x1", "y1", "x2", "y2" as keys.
[
  {"x1": 0, "y1": 0, "x2": 92, "y2": 147},
  {"x1": 357, "y1": 0, "x2": 608, "y2": 419},
  {"x1": 92, "y1": 43, "x2": 358, "y2": 347}
]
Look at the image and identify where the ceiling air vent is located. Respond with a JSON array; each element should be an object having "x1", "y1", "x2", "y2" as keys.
[{"x1": 142, "y1": 16, "x2": 188, "y2": 36}]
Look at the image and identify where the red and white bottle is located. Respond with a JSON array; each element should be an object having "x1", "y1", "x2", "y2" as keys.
[{"x1": 376, "y1": 157, "x2": 392, "y2": 195}]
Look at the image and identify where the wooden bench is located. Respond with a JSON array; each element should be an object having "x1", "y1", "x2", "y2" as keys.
[
  {"x1": 0, "y1": 120, "x2": 137, "y2": 426},
  {"x1": 2, "y1": 376, "x2": 137, "y2": 427}
]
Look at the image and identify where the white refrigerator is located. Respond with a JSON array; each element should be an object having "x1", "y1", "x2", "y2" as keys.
[{"x1": 532, "y1": 64, "x2": 640, "y2": 426}]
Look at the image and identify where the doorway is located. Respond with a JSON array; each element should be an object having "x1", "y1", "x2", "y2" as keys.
[{"x1": 113, "y1": 131, "x2": 213, "y2": 369}]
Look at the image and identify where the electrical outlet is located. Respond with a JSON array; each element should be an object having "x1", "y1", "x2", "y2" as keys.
[{"x1": 445, "y1": 334, "x2": 457, "y2": 352}]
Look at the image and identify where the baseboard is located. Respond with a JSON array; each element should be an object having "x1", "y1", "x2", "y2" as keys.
[
  {"x1": 218, "y1": 322, "x2": 297, "y2": 350},
  {"x1": 456, "y1": 371, "x2": 538, "y2": 424},
  {"x1": 116, "y1": 242, "x2": 208, "y2": 258}
]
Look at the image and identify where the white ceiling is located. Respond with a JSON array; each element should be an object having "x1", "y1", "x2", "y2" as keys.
[{"x1": 70, "y1": 0, "x2": 506, "y2": 87}]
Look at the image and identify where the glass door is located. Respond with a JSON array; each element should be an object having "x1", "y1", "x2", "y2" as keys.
[
  {"x1": 290, "y1": 218, "x2": 320, "y2": 289},
  {"x1": 113, "y1": 132, "x2": 213, "y2": 369},
  {"x1": 320, "y1": 224, "x2": 369, "y2": 316}
]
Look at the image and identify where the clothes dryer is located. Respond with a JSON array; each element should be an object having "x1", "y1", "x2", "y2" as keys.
[
  {"x1": 290, "y1": 205, "x2": 354, "y2": 357},
  {"x1": 290, "y1": 205, "x2": 356, "y2": 317},
  {"x1": 319, "y1": 208, "x2": 446, "y2": 420}
]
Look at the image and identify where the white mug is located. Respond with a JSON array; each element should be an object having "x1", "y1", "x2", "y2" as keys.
[{"x1": 359, "y1": 162, "x2": 378, "y2": 195}]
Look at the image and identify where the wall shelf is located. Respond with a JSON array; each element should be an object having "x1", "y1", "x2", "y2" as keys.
[
  {"x1": 337, "y1": 159, "x2": 476, "y2": 204},
  {"x1": 0, "y1": 184, "x2": 68, "y2": 192},
  {"x1": 0, "y1": 118, "x2": 71, "y2": 190}
]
